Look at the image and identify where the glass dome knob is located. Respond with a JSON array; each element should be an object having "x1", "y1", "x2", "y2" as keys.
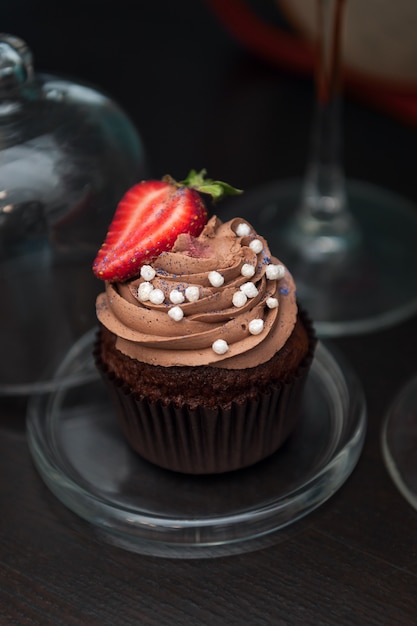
[{"x1": 0, "y1": 33, "x2": 34, "y2": 92}]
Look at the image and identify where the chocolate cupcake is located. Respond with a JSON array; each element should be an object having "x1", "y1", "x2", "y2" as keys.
[{"x1": 93, "y1": 171, "x2": 316, "y2": 474}]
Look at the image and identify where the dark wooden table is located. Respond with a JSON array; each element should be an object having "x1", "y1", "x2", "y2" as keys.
[{"x1": 1, "y1": 2, "x2": 417, "y2": 624}]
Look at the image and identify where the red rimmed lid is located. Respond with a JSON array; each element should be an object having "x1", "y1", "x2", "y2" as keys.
[{"x1": 206, "y1": 0, "x2": 417, "y2": 125}]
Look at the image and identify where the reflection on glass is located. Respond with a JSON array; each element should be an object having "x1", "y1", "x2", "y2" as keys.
[{"x1": 0, "y1": 34, "x2": 147, "y2": 395}]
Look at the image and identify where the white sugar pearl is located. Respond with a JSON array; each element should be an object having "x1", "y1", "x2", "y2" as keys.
[
  {"x1": 149, "y1": 288, "x2": 165, "y2": 305},
  {"x1": 212, "y1": 339, "x2": 229, "y2": 355},
  {"x1": 249, "y1": 239, "x2": 263, "y2": 254},
  {"x1": 168, "y1": 305, "x2": 184, "y2": 321},
  {"x1": 140, "y1": 265, "x2": 156, "y2": 281},
  {"x1": 232, "y1": 291, "x2": 247, "y2": 308},
  {"x1": 266, "y1": 297, "x2": 279, "y2": 309},
  {"x1": 235, "y1": 222, "x2": 251, "y2": 237},
  {"x1": 249, "y1": 319, "x2": 264, "y2": 335},
  {"x1": 266, "y1": 264, "x2": 285, "y2": 280},
  {"x1": 185, "y1": 286, "x2": 200, "y2": 302},
  {"x1": 169, "y1": 289, "x2": 185, "y2": 304},
  {"x1": 241, "y1": 263, "x2": 255, "y2": 278},
  {"x1": 240, "y1": 282, "x2": 258, "y2": 298},
  {"x1": 208, "y1": 270, "x2": 224, "y2": 288},
  {"x1": 137, "y1": 281, "x2": 154, "y2": 301}
]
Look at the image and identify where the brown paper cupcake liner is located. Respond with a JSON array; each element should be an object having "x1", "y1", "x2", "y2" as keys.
[{"x1": 93, "y1": 309, "x2": 316, "y2": 475}]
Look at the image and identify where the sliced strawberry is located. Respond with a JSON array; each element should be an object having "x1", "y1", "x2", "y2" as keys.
[{"x1": 93, "y1": 170, "x2": 242, "y2": 282}]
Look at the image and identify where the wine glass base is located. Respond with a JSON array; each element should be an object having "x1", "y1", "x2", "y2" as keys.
[
  {"x1": 382, "y1": 373, "x2": 417, "y2": 511},
  {"x1": 220, "y1": 178, "x2": 417, "y2": 337}
]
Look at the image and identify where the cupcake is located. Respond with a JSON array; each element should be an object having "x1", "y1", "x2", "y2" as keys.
[{"x1": 93, "y1": 170, "x2": 316, "y2": 474}]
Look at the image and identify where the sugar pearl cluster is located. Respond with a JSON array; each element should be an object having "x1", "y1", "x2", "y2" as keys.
[
  {"x1": 137, "y1": 267, "x2": 201, "y2": 307},
  {"x1": 135, "y1": 222, "x2": 286, "y2": 356}
]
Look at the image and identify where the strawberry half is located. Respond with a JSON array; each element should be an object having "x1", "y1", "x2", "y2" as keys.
[{"x1": 93, "y1": 169, "x2": 242, "y2": 282}]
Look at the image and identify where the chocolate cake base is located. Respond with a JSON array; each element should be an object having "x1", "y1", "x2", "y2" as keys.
[
  {"x1": 97, "y1": 314, "x2": 312, "y2": 410},
  {"x1": 94, "y1": 310, "x2": 316, "y2": 474}
]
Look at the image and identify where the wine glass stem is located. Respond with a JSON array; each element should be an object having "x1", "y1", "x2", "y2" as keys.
[{"x1": 298, "y1": 0, "x2": 356, "y2": 243}]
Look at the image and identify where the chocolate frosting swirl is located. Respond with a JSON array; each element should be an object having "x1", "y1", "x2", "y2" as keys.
[{"x1": 96, "y1": 216, "x2": 298, "y2": 369}]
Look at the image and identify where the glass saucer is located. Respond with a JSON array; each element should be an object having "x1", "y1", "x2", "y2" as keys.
[
  {"x1": 26, "y1": 330, "x2": 366, "y2": 558},
  {"x1": 381, "y1": 373, "x2": 417, "y2": 510}
]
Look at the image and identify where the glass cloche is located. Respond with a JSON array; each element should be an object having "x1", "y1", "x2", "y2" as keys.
[{"x1": 0, "y1": 34, "x2": 148, "y2": 395}]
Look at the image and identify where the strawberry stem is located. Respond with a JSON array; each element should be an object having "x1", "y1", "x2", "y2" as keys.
[{"x1": 178, "y1": 169, "x2": 243, "y2": 202}]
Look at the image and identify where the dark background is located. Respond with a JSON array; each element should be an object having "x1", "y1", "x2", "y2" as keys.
[
  {"x1": 1, "y1": 1, "x2": 417, "y2": 624},
  {"x1": 3, "y1": 0, "x2": 416, "y2": 194}
]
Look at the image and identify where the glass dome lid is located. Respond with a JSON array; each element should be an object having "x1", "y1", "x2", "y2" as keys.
[{"x1": 0, "y1": 33, "x2": 148, "y2": 395}]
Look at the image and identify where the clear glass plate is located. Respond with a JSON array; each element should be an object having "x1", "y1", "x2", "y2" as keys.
[
  {"x1": 26, "y1": 329, "x2": 366, "y2": 558},
  {"x1": 381, "y1": 372, "x2": 417, "y2": 510}
]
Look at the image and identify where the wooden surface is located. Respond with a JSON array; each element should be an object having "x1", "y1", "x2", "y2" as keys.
[{"x1": 1, "y1": 2, "x2": 417, "y2": 624}]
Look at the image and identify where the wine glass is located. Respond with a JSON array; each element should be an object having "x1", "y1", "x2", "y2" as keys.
[
  {"x1": 382, "y1": 375, "x2": 417, "y2": 510},
  {"x1": 220, "y1": 0, "x2": 417, "y2": 337}
]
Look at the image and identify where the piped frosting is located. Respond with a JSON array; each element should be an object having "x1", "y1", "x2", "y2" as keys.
[{"x1": 96, "y1": 216, "x2": 297, "y2": 369}]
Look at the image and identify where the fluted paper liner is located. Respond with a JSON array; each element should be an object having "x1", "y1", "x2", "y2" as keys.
[{"x1": 94, "y1": 311, "x2": 316, "y2": 474}]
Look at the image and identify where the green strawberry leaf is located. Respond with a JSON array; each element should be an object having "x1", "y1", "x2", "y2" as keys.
[{"x1": 179, "y1": 169, "x2": 243, "y2": 202}]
